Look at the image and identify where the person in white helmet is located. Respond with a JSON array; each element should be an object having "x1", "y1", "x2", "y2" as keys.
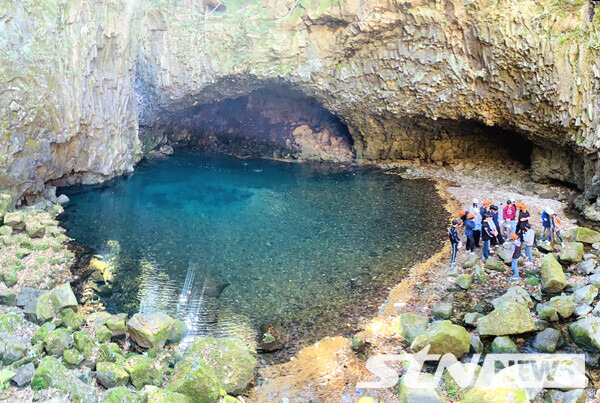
[{"x1": 469, "y1": 198, "x2": 480, "y2": 215}]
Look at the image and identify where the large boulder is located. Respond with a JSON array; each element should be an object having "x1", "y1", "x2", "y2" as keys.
[
  {"x1": 184, "y1": 337, "x2": 257, "y2": 395},
  {"x1": 569, "y1": 317, "x2": 600, "y2": 352},
  {"x1": 397, "y1": 373, "x2": 445, "y2": 403},
  {"x1": 126, "y1": 312, "x2": 175, "y2": 349},
  {"x1": 392, "y1": 313, "x2": 430, "y2": 343},
  {"x1": 559, "y1": 242, "x2": 584, "y2": 264},
  {"x1": 549, "y1": 295, "x2": 575, "y2": 319},
  {"x1": 572, "y1": 227, "x2": 600, "y2": 244},
  {"x1": 97, "y1": 362, "x2": 130, "y2": 388},
  {"x1": 540, "y1": 254, "x2": 567, "y2": 293},
  {"x1": 31, "y1": 357, "x2": 96, "y2": 401},
  {"x1": 477, "y1": 302, "x2": 536, "y2": 336},
  {"x1": 491, "y1": 287, "x2": 533, "y2": 309},
  {"x1": 572, "y1": 284, "x2": 598, "y2": 305},
  {"x1": 3, "y1": 212, "x2": 25, "y2": 230},
  {"x1": 410, "y1": 320, "x2": 470, "y2": 358}
]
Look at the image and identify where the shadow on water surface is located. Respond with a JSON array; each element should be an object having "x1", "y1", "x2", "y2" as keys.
[{"x1": 59, "y1": 152, "x2": 448, "y2": 360}]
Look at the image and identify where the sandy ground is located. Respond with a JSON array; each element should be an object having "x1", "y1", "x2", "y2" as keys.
[{"x1": 247, "y1": 162, "x2": 592, "y2": 403}]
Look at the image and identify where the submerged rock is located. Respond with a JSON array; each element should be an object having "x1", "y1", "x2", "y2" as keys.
[
  {"x1": 257, "y1": 322, "x2": 289, "y2": 352},
  {"x1": 477, "y1": 302, "x2": 536, "y2": 336},
  {"x1": 410, "y1": 320, "x2": 470, "y2": 358}
]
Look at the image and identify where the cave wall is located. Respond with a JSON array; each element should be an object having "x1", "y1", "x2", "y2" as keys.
[{"x1": 3, "y1": 0, "x2": 600, "y2": 204}]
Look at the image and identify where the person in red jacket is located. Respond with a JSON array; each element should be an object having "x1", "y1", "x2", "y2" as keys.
[{"x1": 503, "y1": 199, "x2": 517, "y2": 238}]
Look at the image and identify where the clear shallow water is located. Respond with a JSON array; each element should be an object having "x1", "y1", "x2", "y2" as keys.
[{"x1": 60, "y1": 153, "x2": 447, "y2": 350}]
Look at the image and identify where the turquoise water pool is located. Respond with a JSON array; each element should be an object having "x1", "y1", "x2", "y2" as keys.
[{"x1": 60, "y1": 153, "x2": 447, "y2": 350}]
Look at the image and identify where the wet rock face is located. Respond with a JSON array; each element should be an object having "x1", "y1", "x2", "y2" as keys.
[{"x1": 4, "y1": 0, "x2": 600, "y2": 201}]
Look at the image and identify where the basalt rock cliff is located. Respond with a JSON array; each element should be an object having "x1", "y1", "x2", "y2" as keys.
[{"x1": 3, "y1": 0, "x2": 600, "y2": 212}]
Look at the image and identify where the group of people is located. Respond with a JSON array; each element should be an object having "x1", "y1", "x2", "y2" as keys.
[{"x1": 448, "y1": 198, "x2": 564, "y2": 280}]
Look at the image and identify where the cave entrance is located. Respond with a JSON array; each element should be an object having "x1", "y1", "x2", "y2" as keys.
[
  {"x1": 153, "y1": 86, "x2": 354, "y2": 164},
  {"x1": 374, "y1": 116, "x2": 534, "y2": 170}
]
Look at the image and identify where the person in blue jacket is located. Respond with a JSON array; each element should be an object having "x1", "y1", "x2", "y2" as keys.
[
  {"x1": 464, "y1": 213, "x2": 476, "y2": 253},
  {"x1": 541, "y1": 208, "x2": 552, "y2": 242},
  {"x1": 449, "y1": 219, "x2": 462, "y2": 265}
]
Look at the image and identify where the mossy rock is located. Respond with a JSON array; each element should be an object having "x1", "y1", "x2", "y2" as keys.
[
  {"x1": 462, "y1": 387, "x2": 528, "y2": 402},
  {"x1": 477, "y1": 302, "x2": 536, "y2": 336},
  {"x1": 34, "y1": 240, "x2": 51, "y2": 251},
  {"x1": 166, "y1": 354, "x2": 223, "y2": 402},
  {"x1": 462, "y1": 253, "x2": 478, "y2": 268},
  {"x1": 99, "y1": 343, "x2": 123, "y2": 363},
  {"x1": 184, "y1": 337, "x2": 257, "y2": 395},
  {"x1": 124, "y1": 354, "x2": 163, "y2": 389},
  {"x1": 568, "y1": 317, "x2": 600, "y2": 352},
  {"x1": 0, "y1": 312, "x2": 23, "y2": 333},
  {"x1": 410, "y1": 320, "x2": 470, "y2": 358},
  {"x1": 44, "y1": 328, "x2": 73, "y2": 356},
  {"x1": 558, "y1": 242, "x2": 584, "y2": 264},
  {"x1": 25, "y1": 218, "x2": 46, "y2": 238},
  {"x1": 31, "y1": 356, "x2": 96, "y2": 401},
  {"x1": 540, "y1": 254, "x2": 566, "y2": 294},
  {"x1": 58, "y1": 308, "x2": 85, "y2": 331},
  {"x1": 485, "y1": 257, "x2": 506, "y2": 272},
  {"x1": 3, "y1": 267, "x2": 18, "y2": 287},
  {"x1": 455, "y1": 273, "x2": 473, "y2": 290},
  {"x1": 167, "y1": 319, "x2": 186, "y2": 344},
  {"x1": 15, "y1": 248, "x2": 31, "y2": 259},
  {"x1": 97, "y1": 361, "x2": 130, "y2": 388},
  {"x1": 572, "y1": 227, "x2": 600, "y2": 244},
  {"x1": 3, "y1": 211, "x2": 25, "y2": 229},
  {"x1": 549, "y1": 295, "x2": 575, "y2": 319},
  {"x1": 391, "y1": 313, "x2": 430, "y2": 343},
  {"x1": 73, "y1": 330, "x2": 99, "y2": 367},
  {"x1": 63, "y1": 348, "x2": 83, "y2": 368},
  {"x1": 102, "y1": 386, "x2": 142, "y2": 403},
  {"x1": 96, "y1": 326, "x2": 113, "y2": 343},
  {"x1": 127, "y1": 312, "x2": 175, "y2": 349},
  {"x1": 490, "y1": 336, "x2": 519, "y2": 353},
  {"x1": 106, "y1": 315, "x2": 126, "y2": 336},
  {"x1": 35, "y1": 293, "x2": 54, "y2": 324},
  {"x1": 50, "y1": 283, "x2": 78, "y2": 313},
  {"x1": 32, "y1": 322, "x2": 56, "y2": 344},
  {"x1": 397, "y1": 373, "x2": 445, "y2": 402},
  {"x1": 142, "y1": 385, "x2": 191, "y2": 402},
  {"x1": 0, "y1": 225, "x2": 13, "y2": 236}
]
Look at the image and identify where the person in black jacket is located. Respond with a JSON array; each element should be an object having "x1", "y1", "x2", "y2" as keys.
[
  {"x1": 449, "y1": 219, "x2": 462, "y2": 265},
  {"x1": 490, "y1": 205, "x2": 504, "y2": 245},
  {"x1": 481, "y1": 213, "x2": 498, "y2": 260}
]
